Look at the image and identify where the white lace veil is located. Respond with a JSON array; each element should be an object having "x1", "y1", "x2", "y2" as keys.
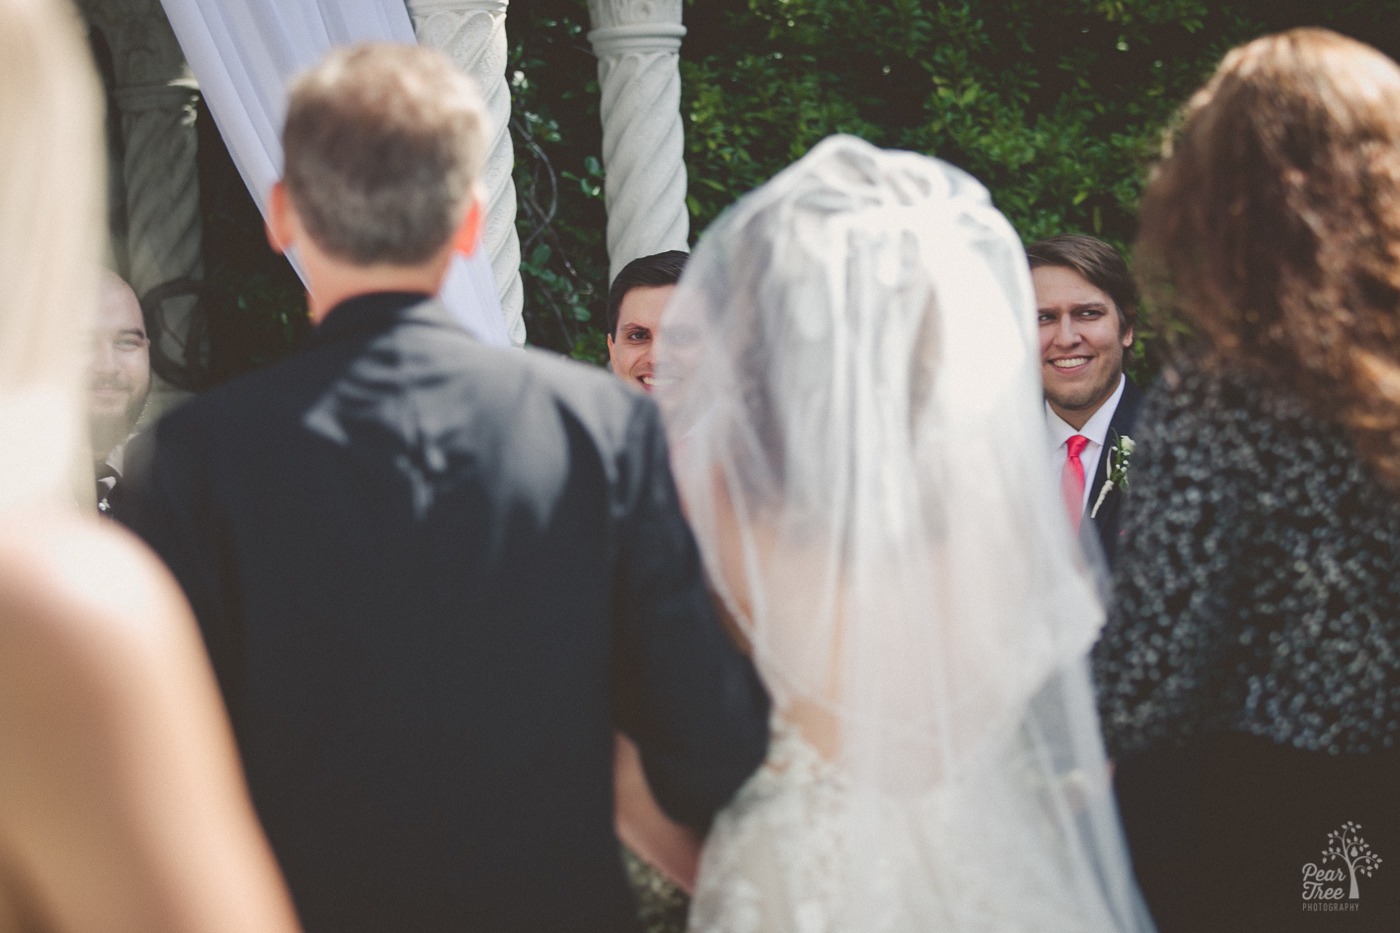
[{"x1": 657, "y1": 136, "x2": 1153, "y2": 930}]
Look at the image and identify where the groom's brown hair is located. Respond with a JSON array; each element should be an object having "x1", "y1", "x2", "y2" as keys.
[{"x1": 1025, "y1": 234, "x2": 1138, "y2": 335}]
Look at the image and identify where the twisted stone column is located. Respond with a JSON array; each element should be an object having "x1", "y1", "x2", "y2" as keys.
[
  {"x1": 588, "y1": 0, "x2": 688, "y2": 282},
  {"x1": 79, "y1": 0, "x2": 203, "y2": 405},
  {"x1": 114, "y1": 79, "x2": 202, "y2": 309},
  {"x1": 409, "y1": 0, "x2": 526, "y2": 346}
]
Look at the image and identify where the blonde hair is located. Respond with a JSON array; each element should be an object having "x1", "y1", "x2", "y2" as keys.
[{"x1": 0, "y1": 0, "x2": 105, "y2": 511}]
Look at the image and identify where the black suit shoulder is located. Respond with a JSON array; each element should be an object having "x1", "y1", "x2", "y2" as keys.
[
  {"x1": 144, "y1": 309, "x2": 655, "y2": 476},
  {"x1": 1110, "y1": 375, "x2": 1143, "y2": 436},
  {"x1": 1087, "y1": 375, "x2": 1142, "y2": 570},
  {"x1": 121, "y1": 300, "x2": 770, "y2": 931},
  {"x1": 470, "y1": 341, "x2": 658, "y2": 443}
]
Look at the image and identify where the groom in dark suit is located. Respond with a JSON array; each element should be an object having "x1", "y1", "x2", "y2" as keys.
[
  {"x1": 123, "y1": 44, "x2": 769, "y2": 933},
  {"x1": 1028, "y1": 235, "x2": 1142, "y2": 569}
]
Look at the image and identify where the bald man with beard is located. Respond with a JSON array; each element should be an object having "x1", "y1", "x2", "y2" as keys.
[{"x1": 88, "y1": 270, "x2": 151, "y2": 517}]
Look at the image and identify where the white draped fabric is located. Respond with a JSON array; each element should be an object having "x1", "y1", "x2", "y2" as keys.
[{"x1": 157, "y1": 0, "x2": 512, "y2": 346}]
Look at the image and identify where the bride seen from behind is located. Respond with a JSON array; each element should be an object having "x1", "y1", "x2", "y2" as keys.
[
  {"x1": 656, "y1": 136, "x2": 1154, "y2": 931},
  {"x1": 0, "y1": 0, "x2": 298, "y2": 930}
]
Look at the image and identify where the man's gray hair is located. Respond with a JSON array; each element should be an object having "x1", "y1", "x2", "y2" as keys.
[{"x1": 282, "y1": 43, "x2": 486, "y2": 266}]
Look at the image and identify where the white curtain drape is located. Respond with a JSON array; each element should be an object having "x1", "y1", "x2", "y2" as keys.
[{"x1": 158, "y1": 0, "x2": 512, "y2": 346}]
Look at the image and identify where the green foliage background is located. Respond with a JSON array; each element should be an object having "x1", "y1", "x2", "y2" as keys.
[
  {"x1": 187, "y1": 0, "x2": 1400, "y2": 384},
  {"x1": 508, "y1": 0, "x2": 1400, "y2": 379}
]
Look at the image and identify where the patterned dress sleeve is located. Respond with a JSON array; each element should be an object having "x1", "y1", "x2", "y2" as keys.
[{"x1": 1091, "y1": 366, "x2": 1257, "y2": 759}]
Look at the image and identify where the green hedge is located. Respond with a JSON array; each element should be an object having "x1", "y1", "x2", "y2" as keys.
[
  {"x1": 191, "y1": 0, "x2": 1400, "y2": 382},
  {"x1": 510, "y1": 0, "x2": 1400, "y2": 379}
]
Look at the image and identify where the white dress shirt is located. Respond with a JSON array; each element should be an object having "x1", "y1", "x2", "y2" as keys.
[{"x1": 1047, "y1": 374, "x2": 1126, "y2": 517}]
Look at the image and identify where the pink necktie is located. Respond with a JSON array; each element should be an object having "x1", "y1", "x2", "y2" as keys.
[{"x1": 1062, "y1": 434, "x2": 1089, "y2": 531}]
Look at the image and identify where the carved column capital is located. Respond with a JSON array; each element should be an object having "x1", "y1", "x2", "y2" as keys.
[
  {"x1": 587, "y1": 0, "x2": 684, "y2": 32},
  {"x1": 78, "y1": 0, "x2": 193, "y2": 88},
  {"x1": 411, "y1": 0, "x2": 507, "y2": 14},
  {"x1": 587, "y1": 0, "x2": 684, "y2": 57}
]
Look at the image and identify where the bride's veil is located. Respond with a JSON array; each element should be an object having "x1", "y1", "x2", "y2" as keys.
[{"x1": 656, "y1": 136, "x2": 1153, "y2": 930}]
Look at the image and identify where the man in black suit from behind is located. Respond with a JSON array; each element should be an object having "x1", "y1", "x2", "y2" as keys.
[
  {"x1": 1028, "y1": 234, "x2": 1143, "y2": 570},
  {"x1": 123, "y1": 44, "x2": 769, "y2": 933}
]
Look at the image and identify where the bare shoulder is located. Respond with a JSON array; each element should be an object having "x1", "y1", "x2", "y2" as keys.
[
  {"x1": 0, "y1": 510, "x2": 190, "y2": 668},
  {"x1": 0, "y1": 510, "x2": 200, "y2": 833},
  {"x1": 0, "y1": 513, "x2": 298, "y2": 933}
]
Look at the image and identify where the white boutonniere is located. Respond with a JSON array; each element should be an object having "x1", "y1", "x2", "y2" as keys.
[{"x1": 1090, "y1": 434, "x2": 1134, "y2": 519}]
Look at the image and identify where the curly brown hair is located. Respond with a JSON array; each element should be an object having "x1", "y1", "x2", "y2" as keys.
[{"x1": 1137, "y1": 28, "x2": 1400, "y2": 489}]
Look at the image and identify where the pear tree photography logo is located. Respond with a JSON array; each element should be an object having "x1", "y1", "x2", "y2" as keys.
[{"x1": 1302, "y1": 821, "x2": 1383, "y2": 912}]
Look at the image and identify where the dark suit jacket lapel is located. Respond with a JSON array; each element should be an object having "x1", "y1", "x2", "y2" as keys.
[{"x1": 1088, "y1": 376, "x2": 1142, "y2": 536}]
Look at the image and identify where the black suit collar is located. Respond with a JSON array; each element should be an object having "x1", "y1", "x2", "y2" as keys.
[
  {"x1": 311, "y1": 291, "x2": 447, "y2": 347},
  {"x1": 1088, "y1": 375, "x2": 1142, "y2": 525}
]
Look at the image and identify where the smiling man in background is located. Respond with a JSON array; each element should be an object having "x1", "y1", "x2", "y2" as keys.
[
  {"x1": 88, "y1": 270, "x2": 150, "y2": 517},
  {"x1": 1028, "y1": 234, "x2": 1142, "y2": 569},
  {"x1": 606, "y1": 250, "x2": 688, "y2": 393}
]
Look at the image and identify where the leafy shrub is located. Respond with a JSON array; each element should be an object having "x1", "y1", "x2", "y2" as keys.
[{"x1": 193, "y1": 0, "x2": 1400, "y2": 380}]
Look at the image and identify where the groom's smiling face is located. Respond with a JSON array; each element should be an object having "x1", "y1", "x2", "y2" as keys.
[
  {"x1": 1034, "y1": 264, "x2": 1132, "y2": 430},
  {"x1": 608, "y1": 285, "x2": 675, "y2": 393}
]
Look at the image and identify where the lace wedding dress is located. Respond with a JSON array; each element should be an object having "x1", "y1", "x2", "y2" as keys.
[
  {"x1": 690, "y1": 710, "x2": 1128, "y2": 933},
  {"x1": 656, "y1": 136, "x2": 1155, "y2": 933}
]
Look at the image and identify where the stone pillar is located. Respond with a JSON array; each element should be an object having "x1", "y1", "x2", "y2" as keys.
[
  {"x1": 409, "y1": 0, "x2": 526, "y2": 346},
  {"x1": 79, "y1": 0, "x2": 203, "y2": 409},
  {"x1": 587, "y1": 0, "x2": 688, "y2": 282}
]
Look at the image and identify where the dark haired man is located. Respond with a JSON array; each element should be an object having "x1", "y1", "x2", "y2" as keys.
[
  {"x1": 1027, "y1": 233, "x2": 1142, "y2": 568},
  {"x1": 124, "y1": 44, "x2": 767, "y2": 933},
  {"x1": 88, "y1": 270, "x2": 150, "y2": 518},
  {"x1": 606, "y1": 250, "x2": 688, "y2": 392},
  {"x1": 605, "y1": 249, "x2": 701, "y2": 920}
]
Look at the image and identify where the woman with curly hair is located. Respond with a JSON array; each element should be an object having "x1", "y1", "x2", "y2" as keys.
[{"x1": 1095, "y1": 28, "x2": 1400, "y2": 931}]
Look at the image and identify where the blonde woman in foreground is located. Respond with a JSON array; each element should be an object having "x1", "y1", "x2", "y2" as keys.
[{"x1": 0, "y1": 0, "x2": 299, "y2": 930}]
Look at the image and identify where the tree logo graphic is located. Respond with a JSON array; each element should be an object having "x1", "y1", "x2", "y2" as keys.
[{"x1": 1322, "y1": 822, "x2": 1383, "y2": 900}]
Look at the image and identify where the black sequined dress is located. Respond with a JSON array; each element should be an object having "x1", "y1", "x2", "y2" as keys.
[{"x1": 1094, "y1": 358, "x2": 1400, "y2": 932}]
